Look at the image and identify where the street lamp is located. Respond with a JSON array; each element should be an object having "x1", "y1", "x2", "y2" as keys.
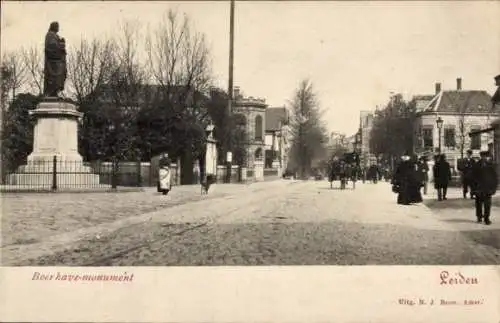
[{"x1": 436, "y1": 116, "x2": 444, "y2": 153}]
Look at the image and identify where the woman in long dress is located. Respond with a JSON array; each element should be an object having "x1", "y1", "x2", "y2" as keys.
[
  {"x1": 392, "y1": 154, "x2": 421, "y2": 205},
  {"x1": 159, "y1": 164, "x2": 171, "y2": 195}
]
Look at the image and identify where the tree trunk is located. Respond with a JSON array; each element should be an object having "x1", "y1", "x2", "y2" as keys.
[{"x1": 180, "y1": 141, "x2": 194, "y2": 185}]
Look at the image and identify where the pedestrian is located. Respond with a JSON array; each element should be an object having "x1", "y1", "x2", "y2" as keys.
[
  {"x1": 328, "y1": 158, "x2": 337, "y2": 189},
  {"x1": 350, "y1": 162, "x2": 359, "y2": 189},
  {"x1": 433, "y1": 154, "x2": 451, "y2": 201},
  {"x1": 158, "y1": 153, "x2": 172, "y2": 195},
  {"x1": 458, "y1": 149, "x2": 476, "y2": 199},
  {"x1": 417, "y1": 156, "x2": 429, "y2": 195},
  {"x1": 339, "y1": 160, "x2": 348, "y2": 190},
  {"x1": 471, "y1": 151, "x2": 498, "y2": 225},
  {"x1": 408, "y1": 154, "x2": 423, "y2": 203},
  {"x1": 367, "y1": 164, "x2": 379, "y2": 183},
  {"x1": 392, "y1": 153, "x2": 421, "y2": 205}
]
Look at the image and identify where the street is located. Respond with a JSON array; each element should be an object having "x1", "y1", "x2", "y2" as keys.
[{"x1": 2, "y1": 180, "x2": 499, "y2": 266}]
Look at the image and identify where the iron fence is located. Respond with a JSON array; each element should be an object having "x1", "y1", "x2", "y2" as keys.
[{"x1": 0, "y1": 156, "x2": 172, "y2": 192}]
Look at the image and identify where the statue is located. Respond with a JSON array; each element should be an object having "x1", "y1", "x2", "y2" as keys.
[{"x1": 43, "y1": 21, "x2": 67, "y2": 97}]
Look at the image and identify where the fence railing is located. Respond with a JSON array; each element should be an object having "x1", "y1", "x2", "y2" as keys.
[{"x1": 0, "y1": 156, "x2": 163, "y2": 192}]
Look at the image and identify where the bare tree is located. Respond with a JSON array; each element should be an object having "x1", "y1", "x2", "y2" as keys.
[
  {"x1": 105, "y1": 20, "x2": 147, "y2": 161},
  {"x1": 21, "y1": 46, "x2": 44, "y2": 95},
  {"x1": 457, "y1": 113, "x2": 466, "y2": 159},
  {"x1": 145, "y1": 9, "x2": 212, "y2": 121},
  {"x1": 145, "y1": 10, "x2": 213, "y2": 183},
  {"x1": 67, "y1": 37, "x2": 116, "y2": 103},
  {"x1": 289, "y1": 79, "x2": 329, "y2": 178},
  {"x1": 1, "y1": 50, "x2": 27, "y2": 102}
]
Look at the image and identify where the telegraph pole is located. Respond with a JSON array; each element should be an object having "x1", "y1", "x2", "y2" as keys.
[
  {"x1": 226, "y1": 0, "x2": 235, "y2": 183},
  {"x1": 228, "y1": 0, "x2": 235, "y2": 115}
]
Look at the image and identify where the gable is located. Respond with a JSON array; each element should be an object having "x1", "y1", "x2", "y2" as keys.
[{"x1": 265, "y1": 107, "x2": 288, "y2": 131}]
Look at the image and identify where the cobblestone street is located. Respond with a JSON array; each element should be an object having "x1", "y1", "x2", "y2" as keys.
[{"x1": 2, "y1": 180, "x2": 499, "y2": 266}]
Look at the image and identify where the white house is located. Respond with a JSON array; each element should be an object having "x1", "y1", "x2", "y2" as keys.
[{"x1": 413, "y1": 78, "x2": 499, "y2": 172}]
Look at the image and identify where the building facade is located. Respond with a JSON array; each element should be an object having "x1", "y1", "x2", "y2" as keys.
[
  {"x1": 413, "y1": 78, "x2": 499, "y2": 170},
  {"x1": 232, "y1": 87, "x2": 268, "y2": 169},
  {"x1": 264, "y1": 106, "x2": 291, "y2": 170}
]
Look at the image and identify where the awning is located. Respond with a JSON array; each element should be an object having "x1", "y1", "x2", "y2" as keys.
[{"x1": 468, "y1": 126, "x2": 497, "y2": 137}]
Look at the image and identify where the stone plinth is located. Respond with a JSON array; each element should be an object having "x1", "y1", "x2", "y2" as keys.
[
  {"x1": 7, "y1": 98, "x2": 100, "y2": 187},
  {"x1": 28, "y1": 99, "x2": 83, "y2": 163}
]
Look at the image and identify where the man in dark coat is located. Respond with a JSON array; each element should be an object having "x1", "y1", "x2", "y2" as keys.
[
  {"x1": 458, "y1": 149, "x2": 476, "y2": 199},
  {"x1": 433, "y1": 154, "x2": 452, "y2": 201},
  {"x1": 471, "y1": 151, "x2": 498, "y2": 225}
]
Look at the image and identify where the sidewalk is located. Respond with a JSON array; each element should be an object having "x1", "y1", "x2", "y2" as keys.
[
  {"x1": 421, "y1": 186, "x2": 500, "y2": 231},
  {"x1": 315, "y1": 181, "x2": 457, "y2": 231}
]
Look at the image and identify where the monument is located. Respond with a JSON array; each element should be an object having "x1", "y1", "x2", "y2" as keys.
[{"x1": 8, "y1": 22, "x2": 100, "y2": 187}]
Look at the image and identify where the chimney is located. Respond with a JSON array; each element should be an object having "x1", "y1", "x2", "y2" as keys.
[
  {"x1": 233, "y1": 86, "x2": 240, "y2": 99},
  {"x1": 456, "y1": 77, "x2": 462, "y2": 91},
  {"x1": 435, "y1": 83, "x2": 441, "y2": 94}
]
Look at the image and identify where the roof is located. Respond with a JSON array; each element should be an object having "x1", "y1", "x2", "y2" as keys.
[
  {"x1": 265, "y1": 107, "x2": 289, "y2": 131},
  {"x1": 422, "y1": 90, "x2": 499, "y2": 114},
  {"x1": 411, "y1": 95, "x2": 434, "y2": 112}
]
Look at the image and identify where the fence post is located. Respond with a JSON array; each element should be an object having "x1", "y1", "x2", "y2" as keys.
[
  {"x1": 136, "y1": 158, "x2": 142, "y2": 187},
  {"x1": 111, "y1": 158, "x2": 118, "y2": 189},
  {"x1": 51, "y1": 155, "x2": 57, "y2": 191}
]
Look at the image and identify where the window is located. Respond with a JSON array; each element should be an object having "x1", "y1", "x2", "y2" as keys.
[
  {"x1": 444, "y1": 127, "x2": 456, "y2": 148},
  {"x1": 255, "y1": 115, "x2": 263, "y2": 140},
  {"x1": 422, "y1": 128, "x2": 433, "y2": 149},
  {"x1": 470, "y1": 127, "x2": 481, "y2": 150}
]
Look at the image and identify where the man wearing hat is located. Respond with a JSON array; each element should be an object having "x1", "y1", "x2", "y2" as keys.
[
  {"x1": 471, "y1": 151, "x2": 498, "y2": 225},
  {"x1": 458, "y1": 149, "x2": 476, "y2": 199}
]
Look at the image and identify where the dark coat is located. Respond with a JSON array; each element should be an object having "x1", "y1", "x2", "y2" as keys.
[
  {"x1": 457, "y1": 157, "x2": 475, "y2": 183},
  {"x1": 393, "y1": 160, "x2": 422, "y2": 204},
  {"x1": 367, "y1": 165, "x2": 380, "y2": 180},
  {"x1": 433, "y1": 161, "x2": 451, "y2": 188},
  {"x1": 416, "y1": 161, "x2": 429, "y2": 182},
  {"x1": 472, "y1": 160, "x2": 498, "y2": 196}
]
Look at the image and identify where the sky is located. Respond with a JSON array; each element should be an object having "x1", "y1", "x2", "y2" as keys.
[{"x1": 2, "y1": 1, "x2": 499, "y2": 135}]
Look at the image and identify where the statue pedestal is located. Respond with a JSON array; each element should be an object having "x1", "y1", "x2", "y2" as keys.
[{"x1": 7, "y1": 99, "x2": 101, "y2": 187}]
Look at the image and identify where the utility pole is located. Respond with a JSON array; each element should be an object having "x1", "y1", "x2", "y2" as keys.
[
  {"x1": 226, "y1": 0, "x2": 235, "y2": 183},
  {"x1": 228, "y1": 0, "x2": 235, "y2": 115}
]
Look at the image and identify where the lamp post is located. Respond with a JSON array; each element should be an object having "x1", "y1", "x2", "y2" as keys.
[
  {"x1": 436, "y1": 116, "x2": 443, "y2": 154},
  {"x1": 108, "y1": 123, "x2": 118, "y2": 189}
]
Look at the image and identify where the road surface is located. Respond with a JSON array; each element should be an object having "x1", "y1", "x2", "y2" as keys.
[{"x1": 3, "y1": 180, "x2": 499, "y2": 266}]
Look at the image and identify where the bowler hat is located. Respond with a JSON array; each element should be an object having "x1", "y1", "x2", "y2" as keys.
[
  {"x1": 495, "y1": 74, "x2": 500, "y2": 80},
  {"x1": 466, "y1": 149, "x2": 473, "y2": 154}
]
